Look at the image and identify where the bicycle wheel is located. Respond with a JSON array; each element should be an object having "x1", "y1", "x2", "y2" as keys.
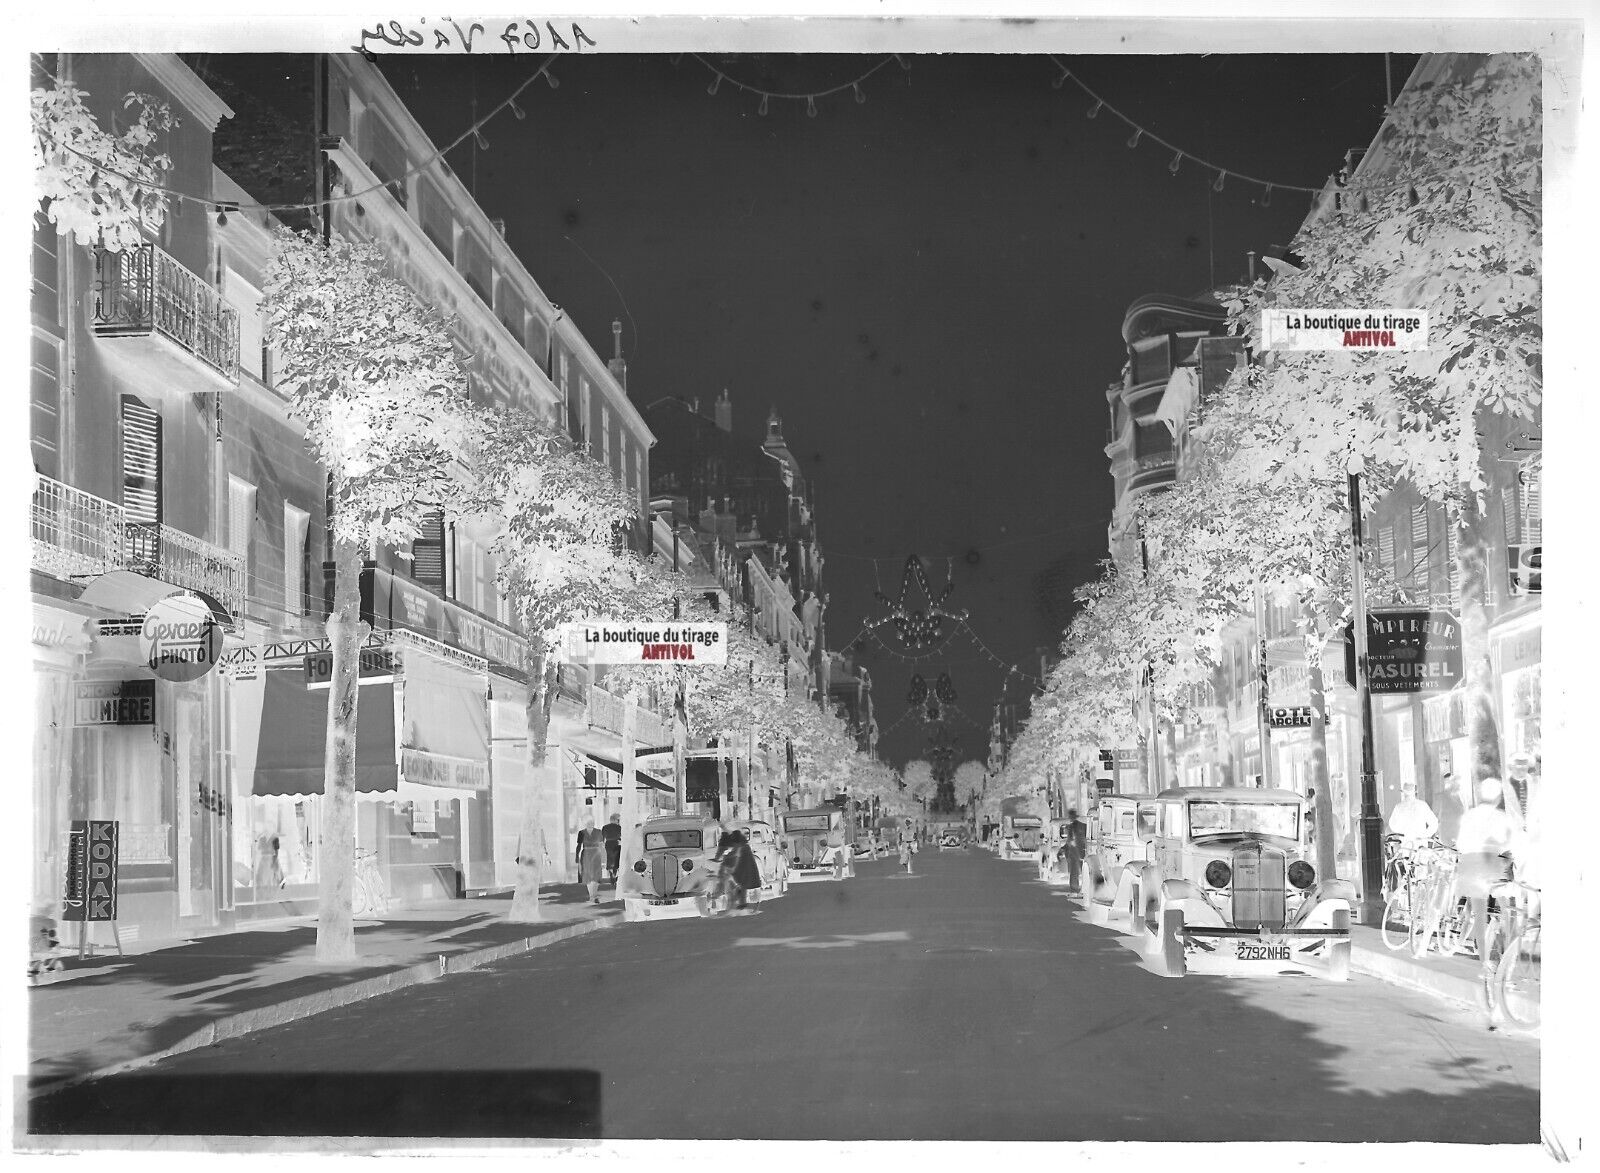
[
  {"x1": 352, "y1": 872, "x2": 375, "y2": 917},
  {"x1": 1495, "y1": 925, "x2": 1541, "y2": 1029},
  {"x1": 1410, "y1": 878, "x2": 1440, "y2": 959},
  {"x1": 1437, "y1": 897, "x2": 1477, "y2": 957},
  {"x1": 1381, "y1": 894, "x2": 1412, "y2": 951}
]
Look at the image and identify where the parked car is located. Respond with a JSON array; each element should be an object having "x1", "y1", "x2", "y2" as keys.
[
  {"x1": 619, "y1": 814, "x2": 721, "y2": 922},
  {"x1": 779, "y1": 805, "x2": 856, "y2": 882},
  {"x1": 1082, "y1": 796, "x2": 1144, "y2": 914},
  {"x1": 726, "y1": 819, "x2": 789, "y2": 902},
  {"x1": 1107, "y1": 787, "x2": 1355, "y2": 979},
  {"x1": 938, "y1": 831, "x2": 965, "y2": 850}
]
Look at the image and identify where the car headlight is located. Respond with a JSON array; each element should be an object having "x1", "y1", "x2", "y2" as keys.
[
  {"x1": 1288, "y1": 861, "x2": 1316, "y2": 890},
  {"x1": 682, "y1": 859, "x2": 695, "y2": 872},
  {"x1": 1204, "y1": 860, "x2": 1232, "y2": 889},
  {"x1": 632, "y1": 860, "x2": 647, "y2": 874}
]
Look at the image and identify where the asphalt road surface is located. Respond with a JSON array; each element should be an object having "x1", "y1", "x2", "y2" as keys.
[{"x1": 29, "y1": 847, "x2": 1540, "y2": 1142}]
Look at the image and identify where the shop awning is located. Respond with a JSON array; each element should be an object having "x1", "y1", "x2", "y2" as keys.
[
  {"x1": 575, "y1": 751, "x2": 674, "y2": 794},
  {"x1": 252, "y1": 669, "x2": 399, "y2": 796},
  {"x1": 78, "y1": 570, "x2": 234, "y2": 629},
  {"x1": 398, "y1": 648, "x2": 490, "y2": 791}
]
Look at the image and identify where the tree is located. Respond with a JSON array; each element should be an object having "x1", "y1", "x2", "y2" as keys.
[
  {"x1": 1225, "y1": 53, "x2": 1540, "y2": 789},
  {"x1": 900, "y1": 760, "x2": 934, "y2": 810},
  {"x1": 33, "y1": 79, "x2": 176, "y2": 250},
  {"x1": 952, "y1": 759, "x2": 986, "y2": 811},
  {"x1": 261, "y1": 229, "x2": 481, "y2": 962},
  {"x1": 461, "y1": 407, "x2": 646, "y2": 922}
]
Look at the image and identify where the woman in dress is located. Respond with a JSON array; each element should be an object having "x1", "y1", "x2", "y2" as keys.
[{"x1": 577, "y1": 819, "x2": 606, "y2": 904}]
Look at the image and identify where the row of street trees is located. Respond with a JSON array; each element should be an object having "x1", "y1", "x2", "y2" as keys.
[{"x1": 1004, "y1": 54, "x2": 1541, "y2": 870}]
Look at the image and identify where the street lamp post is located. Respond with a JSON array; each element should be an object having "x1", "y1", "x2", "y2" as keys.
[{"x1": 1348, "y1": 473, "x2": 1384, "y2": 923}]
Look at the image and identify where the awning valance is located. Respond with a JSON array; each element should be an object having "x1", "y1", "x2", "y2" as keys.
[{"x1": 78, "y1": 570, "x2": 234, "y2": 629}]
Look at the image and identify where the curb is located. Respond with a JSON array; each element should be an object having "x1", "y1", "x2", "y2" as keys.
[
  {"x1": 30, "y1": 912, "x2": 628, "y2": 1098},
  {"x1": 1349, "y1": 944, "x2": 1539, "y2": 1031}
]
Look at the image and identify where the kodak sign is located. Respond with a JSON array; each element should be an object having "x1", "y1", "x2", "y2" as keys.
[{"x1": 62, "y1": 820, "x2": 119, "y2": 922}]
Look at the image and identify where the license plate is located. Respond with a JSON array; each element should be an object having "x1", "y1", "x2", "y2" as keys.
[
  {"x1": 649, "y1": 898, "x2": 679, "y2": 906},
  {"x1": 1236, "y1": 943, "x2": 1290, "y2": 962}
]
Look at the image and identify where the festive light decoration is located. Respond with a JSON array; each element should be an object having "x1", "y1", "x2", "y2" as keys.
[
  {"x1": 683, "y1": 53, "x2": 903, "y2": 118},
  {"x1": 869, "y1": 555, "x2": 969, "y2": 650},
  {"x1": 907, "y1": 673, "x2": 928, "y2": 707}
]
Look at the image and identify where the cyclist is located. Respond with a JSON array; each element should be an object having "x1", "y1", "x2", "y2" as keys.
[{"x1": 1455, "y1": 777, "x2": 1518, "y2": 964}]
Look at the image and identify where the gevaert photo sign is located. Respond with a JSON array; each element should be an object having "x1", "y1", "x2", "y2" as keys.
[{"x1": 562, "y1": 622, "x2": 728, "y2": 665}]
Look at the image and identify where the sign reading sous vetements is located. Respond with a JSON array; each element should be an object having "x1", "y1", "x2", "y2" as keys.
[
  {"x1": 62, "y1": 820, "x2": 118, "y2": 922},
  {"x1": 1364, "y1": 608, "x2": 1463, "y2": 694},
  {"x1": 74, "y1": 680, "x2": 155, "y2": 727}
]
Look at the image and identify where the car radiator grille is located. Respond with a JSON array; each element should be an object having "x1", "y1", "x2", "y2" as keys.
[
  {"x1": 1231, "y1": 844, "x2": 1287, "y2": 930},
  {"x1": 650, "y1": 852, "x2": 683, "y2": 897}
]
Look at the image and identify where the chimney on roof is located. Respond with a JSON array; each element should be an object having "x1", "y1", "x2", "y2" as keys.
[
  {"x1": 490, "y1": 217, "x2": 507, "y2": 238},
  {"x1": 608, "y1": 320, "x2": 627, "y2": 392},
  {"x1": 714, "y1": 389, "x2": 732, "y2": 432}
]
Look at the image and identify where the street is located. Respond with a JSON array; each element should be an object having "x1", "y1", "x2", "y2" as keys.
[{"x1": 29, "y1": 848, "x2": 1539, "y2": 1142}]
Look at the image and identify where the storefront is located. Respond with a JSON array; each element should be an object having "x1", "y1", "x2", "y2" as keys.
[
  {"x1": 1493, "y1": 610, "x2": 1541, "y2": 818},
  {"x1": 234, "y1": 637, "x2": 491, "y2": 917}
]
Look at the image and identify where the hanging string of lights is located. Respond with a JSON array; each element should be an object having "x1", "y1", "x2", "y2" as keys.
[
  {"x1": 1047, "y1": 56, "x2": 1496, "y2": 203},
  {"x1": 32, "y1": 56, "x2": 559, "y2": 221},
  {"x1": 679, "y1": 52, "x2": 908, "y2": 117},
  {"x1": 842, "y1": 617, "x2": 1043, "y2": 687}
]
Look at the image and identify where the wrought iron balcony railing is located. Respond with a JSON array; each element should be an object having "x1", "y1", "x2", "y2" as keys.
[
  {"x1": 93, "y1": 242, "x2": 240, "y2": 383},
  {"x1": 32, "y1": 474, "x2": 125, "y2": 579},
  {"x1": 123, "y1": 522, "x2": 246, "y2": 621}
]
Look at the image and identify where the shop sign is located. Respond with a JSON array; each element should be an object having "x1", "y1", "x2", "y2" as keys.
[
  {"x1": 1363, "y1": 608, "x2": 1462, "y2": 694},
  {"x1": 1266, "y1": 705, "x2": 1313, "y2": 729},
  {"x1": 74, "y1": 680, "x2": 155, "y2": 727},
  {"x1": 303, "y1": 647, "x2": 398, "y2": 689},
  {"x1": 1507, "y1": 544, "x2": 1541, "y2": 596},
  {"x1": 139, "y1": 595, "x2": 225, "y2": 682},
  {"x1": 400, "y1": 747, "x2": 488, "y2": 791},
  {"x1": 62, "y1": 820, "x2": 118, "y2": 922},
  {"x1": 1497, "y1": 625, "x2": 1542, "y2": 676},
  {"x1": 1423, "y1": 693, "x2": 1465, "y2": 743}
]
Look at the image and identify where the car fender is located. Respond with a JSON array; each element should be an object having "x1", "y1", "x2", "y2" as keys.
[
  {"x1": 1157, "y1": 879, "x2": 1228, "y2": 927},
  {"x1": 1288, "y1": 884, "x2": 1357, "y2": 930}
]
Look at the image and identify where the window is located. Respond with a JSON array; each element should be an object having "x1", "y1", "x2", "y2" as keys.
[
  {"x1": 363, "y1": 113, "x2": 408, "y2": 207},
  {"x1": 601, "y1": 405, "x2": 612, "y2": 469},
  {"x1": 228, "y1": 477, "x2": 256, "y2": 572},
  {"x1": 32, "y1": 210, "x2": 59, "y2": 323},
  {"x1": 226, "y1": 268, "x2": 265, "y2": 381},
  {"x1": 284, "y1": 504, "x2": 309, "y2": 615},
  {"x1": 31, "y1": 332, "x2": 62, "y2": 478},
  {"x1": 120, "y1": 396, "x2": 162, "y2": 524},
  {"x1": 580, "y1": 378, "x2": 592, "y2": 452}
]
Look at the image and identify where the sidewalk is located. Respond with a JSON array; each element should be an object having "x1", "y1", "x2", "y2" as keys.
[
  {"x1": 1347, "y1": 922, "x2": 1539, "y2": 1030},
  {"x1": 26, "y1": 884, "x2": 627, "y2": 1096}
]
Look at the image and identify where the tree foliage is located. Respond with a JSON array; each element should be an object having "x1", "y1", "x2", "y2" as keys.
[{"x1": 32, "y1": 81, "x2": 176, "y2": 251}]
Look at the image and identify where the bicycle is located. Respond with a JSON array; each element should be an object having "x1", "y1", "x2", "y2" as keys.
[
  {"x1": 1483, "y1": 879, "x2": 1540, "y2": 1030},
  {"x1": 1379, "y1": 836, "x2": 1429, "y2": 952},
  {"x1": 352, "y1": 848, "x2": 390, "y2": 917},
  {"x1": 1410, "y1": 845, "x2": 1479, "y2": 959}
]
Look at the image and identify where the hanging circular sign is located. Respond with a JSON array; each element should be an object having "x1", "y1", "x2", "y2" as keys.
[{"x1": 139, "y1": 593, "x2": 225, "y2": 682}]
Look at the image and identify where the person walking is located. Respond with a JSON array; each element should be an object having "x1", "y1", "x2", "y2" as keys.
[
  {"x1": 1061, "y1": 808, "x2": 1088, "y2": 893},
  {"x1": 1454, "y1": 777, "x2": 1517, "y2": 965},
  {"x1": 601, "y1": 813, "x2": 623, "y2": 886},
  {"x1": 898, "y1": 821, "x2": 917, "y2": 875},
  {"x1": 1387, "y1": 779, "x2": 1440, "y2": 850},
  {"x1": 576, "y1": 819, "x2": 606, "y2": 904}
]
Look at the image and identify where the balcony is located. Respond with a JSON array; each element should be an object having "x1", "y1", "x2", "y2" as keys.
[
  {"x1": 123, "y1": 522, "x2": 246, "y2": 620},
  {"x1": 93, "y1": 243, "x2": 240, "y2": 384},
  {"x1": 33, "y1": 474, "x2": 125, "y2": 579}
]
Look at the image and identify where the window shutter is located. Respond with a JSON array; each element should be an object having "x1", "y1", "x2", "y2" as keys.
[
  {"x1": 1378, "y1": 524, "x2": 1394, "y2": 572},
  {"x1": 1500, "y1": 478, "x2": 1521, "y2": 545},
  {"x1": 32, "y1": 210, "x2": 59, "y2": 323},
  {"x1": 227, "y1": 477, "x2": 256, "y2": 567},
  {"x1": 1446, "y1": 524, "x2": 1461, "y2": 603},
  {"x1": 31, "y1": 333, "x2": 62, "y2": 478},
  {"x1": 120, "y1": 396, "x2": 162, "y2": 525},
  {"x1": 1409, "y1": 503, "x2": 1429, "y2": 588},
  {"x1": 1520, "y1": 455, "x2": 1542, "y2": 543},
  {"x1": 1197, "y1": 337, "x2": 1246, "y2": 400},
  {"x1": 411, "y1": 509, "x2": 446, "y2": 589},
  {"x1": 284, "y1": 505, "x2": 309, "y2": 616}
]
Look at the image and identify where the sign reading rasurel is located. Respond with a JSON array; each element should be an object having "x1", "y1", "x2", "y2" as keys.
[{"x1": 562, "y1": 623, "x2": 728, "y2": 666}]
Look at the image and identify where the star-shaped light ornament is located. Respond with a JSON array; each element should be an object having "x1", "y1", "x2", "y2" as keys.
[{"x1": 870, "y1": 555, "x2": 969, "y2": 650}]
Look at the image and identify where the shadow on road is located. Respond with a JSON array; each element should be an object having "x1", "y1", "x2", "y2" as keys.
[{"x1": 26, "y1": 1070, "x2": 602, "y2": 1138}]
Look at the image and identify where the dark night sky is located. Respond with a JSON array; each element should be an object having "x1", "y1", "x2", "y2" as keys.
[{"x1": 374, "y1": 50, "x2": 1411, "y2": 767}]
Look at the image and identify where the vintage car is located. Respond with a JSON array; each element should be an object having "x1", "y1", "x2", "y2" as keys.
[
  {"x1": 1082, "y1": 796, "x2": 1144, "y2": 916},
  {"x1": 1108, "y1": 787, "x2": 1355, "y2": 979},
  {"x1": 1000, "y1": 814, "x2": 1043, "y2": 859},
  {"x1": 779, "y1": 805, "x2": 856, "y2": 882},
  {"x1": 726, "y1": 819, "x2": 788, "y2": 902},
  {"x1": 619, "y1": 814, "x2": 722, "y2": 922}
]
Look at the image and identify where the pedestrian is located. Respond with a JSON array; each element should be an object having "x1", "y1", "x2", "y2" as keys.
[
  {"x1": 1061, "y1": 807, "x2": 1087, "y2": 893},
  {"x1": 1434, "y1": 771, "x2": 1466, "y2": 845},
  {"x1": 898, "y1": 821, "x2": 917, "y2": 875},
  {"x1": 576, "y1": 818, "x2": 606, "y2": 904},
  {"x1": 1387, "y1": 778, "x2": 1440, "y2": 850},
  {"x1": 602, "y1": 813, "x2": 623, "y2": 885},
  {"x1": 718, "y1": 829, "x2": 763, "y2": 914},
  {"x1": 253, "y1": 833, "x2": 284, "y2": 893}
]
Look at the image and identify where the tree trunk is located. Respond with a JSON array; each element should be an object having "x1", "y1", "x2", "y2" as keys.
[
  {"x1": 316, "y1": 538, "x2": 366, "y2": 963},
  {"x1": 1303, "y1": 630, "x2": 1338, "y2": 883},
  {"x1": 1456, "y1": 494, "x2": 1503, "y2": 789},
  {"x1": 507, "y1": 641, "x2": 557, "y2": 922},
  {"x1": 618, "y1": 696, "x2": 639, "y2": 884}
]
